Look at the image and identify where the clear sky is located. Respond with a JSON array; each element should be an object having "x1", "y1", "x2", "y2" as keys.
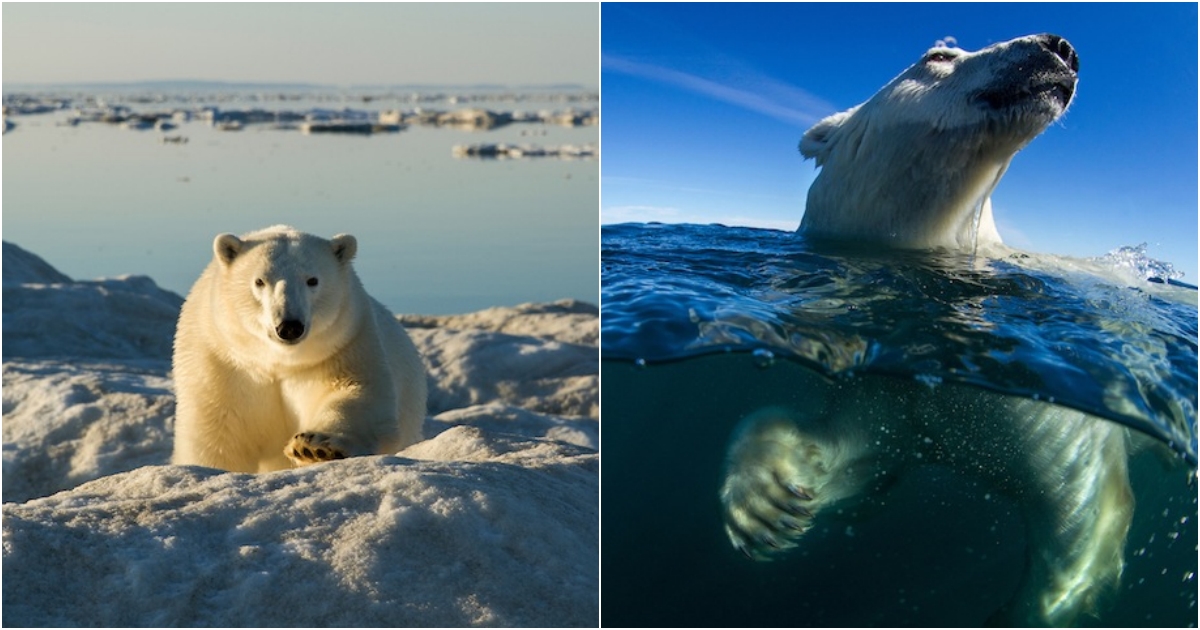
[
  {"x1": 3, "y1": 2, "x2": 598, "y2": 87},
  {"x1": 601, "y1": 3, "x2": 1198, "y2": 282}
]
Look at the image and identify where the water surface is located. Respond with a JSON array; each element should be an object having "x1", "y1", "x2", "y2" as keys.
[
  {"x1": 601, "y1": 222, "x2": 1197, "y2": 627},
  {"x1": 3, "y1": 90, "x2": 598, "y2": 315}
]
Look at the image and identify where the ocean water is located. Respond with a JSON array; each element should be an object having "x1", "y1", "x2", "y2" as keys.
[
  {"x1": 2, "y1": 90, "x2": 598, "y2": 315},
  {"x1": 601, "y1": 223, "x2": 1197, "y2": 627}
]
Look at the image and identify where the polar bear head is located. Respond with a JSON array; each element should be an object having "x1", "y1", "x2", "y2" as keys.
[
  {"x1": 799, "y1": 33, "x2": 1079, "y2": 251},
  {"x1": 211, "y1": 225, "x2": 359, "y2": 361}
]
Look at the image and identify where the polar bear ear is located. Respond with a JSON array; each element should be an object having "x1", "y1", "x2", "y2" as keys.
[
  {"x1": 213, "y1": 233, "x2": 243, "y2": 265},
  {"x1": 799, "y1": 109, "x2": 854, "y2": 164},
  {"x1": 331, "y1": 234, "x2": 357, "y2": 264}
]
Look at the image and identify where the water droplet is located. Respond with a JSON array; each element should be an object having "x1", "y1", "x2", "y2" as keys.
[
  {"x1": 633, "y1": 358, "x2": 647, "y2": 369},
  {"x1": 752, "y1": 348, "x2": 776, "y2": 369}
]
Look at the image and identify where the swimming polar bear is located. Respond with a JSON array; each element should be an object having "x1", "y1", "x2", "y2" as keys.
[
  {"x1": 172, "y1": 225, "x2": 427, "y2": 473},
  {"x1": 798, "y1": 33, "x2": 1079, "y2": 251},
  {"x1": 719, "y1": 35, "x2": 1139, "y2": 626}
]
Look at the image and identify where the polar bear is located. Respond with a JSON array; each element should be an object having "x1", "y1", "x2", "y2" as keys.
[
  {"x1": 721, "y1": 35, "x2": 1138, "y2": 626},
  {"x1": 798, "y1": 33, "x2": 1079, "y2": 251},
  {"x1": 172, "y1": 225, "x2": 427, "y2": 473}
]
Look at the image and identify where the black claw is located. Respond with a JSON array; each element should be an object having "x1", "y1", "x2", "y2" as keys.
[
  {"x1": 785, "y1": 502, "x2": 813, "y2": 518},
  {"x1": 782, "y1": 484, "x2": 811, "y2": 499},
  {"x1": 768, "y1": 494, "x2": 813, "y2": 518},
  {"x1": 758, "y1": 533, "x2": 781, "y2": 549},
  {"x1": 779, "y1": 515, "x2": 808, "y2": 531}
]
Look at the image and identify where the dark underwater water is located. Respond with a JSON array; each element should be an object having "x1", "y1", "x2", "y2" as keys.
[{"x1": 600, "y1": 223, "x2": 1197, "y2": 627}]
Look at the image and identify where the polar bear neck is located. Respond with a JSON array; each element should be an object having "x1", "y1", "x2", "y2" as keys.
[{"x1": 802, "y1": 115, "x2": 1017, "y2": 252}]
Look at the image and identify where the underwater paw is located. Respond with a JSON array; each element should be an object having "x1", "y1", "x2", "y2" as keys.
[
  {"x1": 719, "y1": 408, "x2": 830, "y2": 561},
  {"x1": 284, "y1": 432, "x2": 349, "y2": 466}
]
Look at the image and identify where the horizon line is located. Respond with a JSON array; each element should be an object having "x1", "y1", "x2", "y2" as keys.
[{"x1": 2, "y1": 79, "x2": 599, "y2": 92}]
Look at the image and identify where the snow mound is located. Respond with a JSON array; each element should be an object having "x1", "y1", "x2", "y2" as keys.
[
  {"x1": 4, "y1": 442, "x2": 597, "y2": 626},
  {"x1": 413, "y1": 327, "x2": 598, "y2": 419},
  {"x1": 399, "y1": 299, "x2": 599, "y2": 346},
  {"x1": 2, "y1": 360, "x2": 175, "y2": 504},
  {"x1": 2, "y1": 242, "x2": 183, "y2": 361},
  {"x1": 2, "y1": 240, "x2": 71, "y2": 284},
  {"x1": 2, "y1": 243, "x2": 598, "y2": 626}
]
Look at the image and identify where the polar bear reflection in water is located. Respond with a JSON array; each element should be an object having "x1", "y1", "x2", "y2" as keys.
[{"x1": 719, "y1": 35, "x2": 1141, "y2": 626}]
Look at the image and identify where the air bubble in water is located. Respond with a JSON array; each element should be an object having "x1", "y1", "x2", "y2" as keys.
[{"x1": 752, "y1": 348, "x2": 776, "y2": 369}]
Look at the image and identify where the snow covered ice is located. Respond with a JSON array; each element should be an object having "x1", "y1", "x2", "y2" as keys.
[{"x1": 1, "y1": 242, "x2": 599, "y2": 626}]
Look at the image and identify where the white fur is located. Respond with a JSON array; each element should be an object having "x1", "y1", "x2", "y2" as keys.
[
  {"x1": 720, "y1": 389, "x2": 1132, "y2": 626},
  {"x1": 798, "y1": 34, "x2": 1078, "y2": 250},
  {"x1": 723, "y1": 35, "x2": 1138, "y2": 625},
  {"x1": 172, "y1": 225, "x2": 427, "y2": 472}
]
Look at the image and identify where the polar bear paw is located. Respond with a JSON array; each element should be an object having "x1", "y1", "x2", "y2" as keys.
[
  {"x1": 285, "y1": 432, "x2": 349, "y2": 466},
  {"x1": 719, "y1": 409, "x2": 841, "y2": 561}
]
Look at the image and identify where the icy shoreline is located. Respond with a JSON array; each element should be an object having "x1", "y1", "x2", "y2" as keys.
[{"x1": 1, "y1": 241, "x2": 599, "y2": 626}]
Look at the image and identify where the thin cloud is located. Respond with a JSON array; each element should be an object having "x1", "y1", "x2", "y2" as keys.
[{"x1": 602, "y1": 54, "x2": 835, "y2": 128}]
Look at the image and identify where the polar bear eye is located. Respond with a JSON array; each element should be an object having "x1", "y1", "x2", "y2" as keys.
[
  {"x1": 925, "y1": 51, "x2": 957, "y2": 64},
  {"x1": 307, "y1": 277, "x2": 319, "y2": 287},
  {"x1": 254, "y1": 278, "x2": 265, "y2": 288}
]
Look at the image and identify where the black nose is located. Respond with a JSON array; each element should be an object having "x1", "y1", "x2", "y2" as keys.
[
  {"x1": 276, "y1": 320, "x2": 305, "y2": 341},
  {"x1": 1039, "y1": 34, "x2": 1078, "y2": 73}
]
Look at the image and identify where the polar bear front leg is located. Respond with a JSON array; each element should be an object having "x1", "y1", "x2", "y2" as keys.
[
  {"x1": 279, "y1": 375, "x2": 403, "y2": 467},
  {"x1": 720, "y1": 407, "x2": 874, "y2": 560}
]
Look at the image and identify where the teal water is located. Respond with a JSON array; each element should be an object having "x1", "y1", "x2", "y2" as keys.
[
  {"x1": 3, "y1": 90, "x2": 598, "y2": 315},
  {"x1": 601, "y1": 223, "x2": 1197, "y2": 626}
]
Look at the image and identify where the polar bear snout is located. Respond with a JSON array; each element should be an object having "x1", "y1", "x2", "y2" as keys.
[
  {"x1": 275, "y1": 319, "x2": 307, "y2": 343},
  {"x1": 974, "y1": 34, "x2": 1079, "y2": 113},
  {"x1": 1034, "y1": 33, "x2": 1079, "y2": 106},
  {"x1": 1038, "y1": 33, "x2": 1078, "y2": 74}
]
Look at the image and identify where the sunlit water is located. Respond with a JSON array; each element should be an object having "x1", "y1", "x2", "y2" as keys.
[
  {"x1": 2, "y1": 91, "x2": 598, "y2": 315},
  {"x1": 601, "y1": 223, "x2": 1197, "y2": 627}
]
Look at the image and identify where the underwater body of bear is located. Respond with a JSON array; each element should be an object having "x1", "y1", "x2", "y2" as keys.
[
  {"x1": 718, "y1": 34, "x2": 1131, "y2": 626},
  {"x1": 172, "y1": 225, "x2": 427, "y2": 473}
]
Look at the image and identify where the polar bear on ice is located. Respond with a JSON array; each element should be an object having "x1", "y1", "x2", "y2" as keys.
[
  {"x1": 172, "y1": 225, "x2": 427, "y2": 473},
  {"x1": 720, "y1": 35, "x2": 1138, "y2": 626}
]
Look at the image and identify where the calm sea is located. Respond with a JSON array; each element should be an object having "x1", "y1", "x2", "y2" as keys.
[{"x1": 2, "y1": 89, "x2": 598, "y2": 315}]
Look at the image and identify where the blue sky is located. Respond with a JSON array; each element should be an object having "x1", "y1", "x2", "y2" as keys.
[
  {"x1": 601, "y1": 3, "x2": 1198, "y2": 281},
  {"x1": 3, "y1": 3, "x2": 598, "y2": 87}
]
